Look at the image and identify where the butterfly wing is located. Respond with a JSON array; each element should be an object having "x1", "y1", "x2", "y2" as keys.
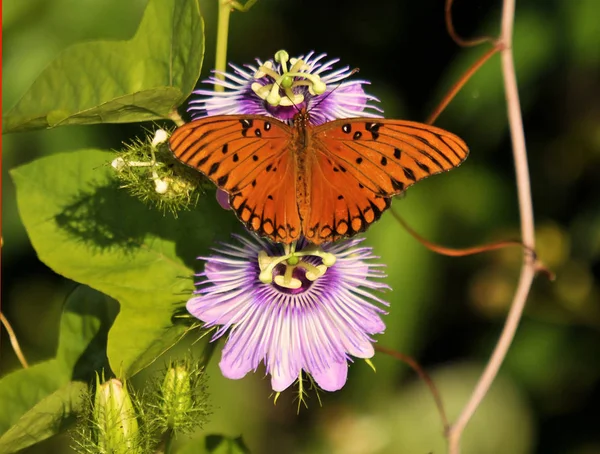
[
  {"x1": 303, "y1": 119, "x2": 469, "y2": 243},
  {"x1": 170, "y1": 115, "x2": 301, "y2": 243}
]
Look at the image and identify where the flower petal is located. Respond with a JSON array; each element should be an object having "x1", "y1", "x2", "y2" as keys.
[
  {"x1": 270, "y1": 362, "x2": 301, "y2": 392},
  {"x1": 216, "y1": 189, "x2": 231, "y2": 210},
  {"x1": 219, "y1": 352, "x2": 252, "y2": 380},
  {"x1": 310, "y1": 360, "x2": 348, "y2": 392}
]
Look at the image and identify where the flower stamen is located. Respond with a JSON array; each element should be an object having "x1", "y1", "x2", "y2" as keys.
[
  {"x1": 189, "y1": 50, "x2": 382, "y2": 125},
  {"x1": 274, "y1": 50, "x2": 290, "y2": 73},
  {"x1": 252, "y1": 50, "x2": 328, "y2": 108},
  {"x1": 257, "y1": 244, "x2": 336, "y2": 288},
  {"x1": 274, "y1": 265, "x2": 302, "y2": 289}
]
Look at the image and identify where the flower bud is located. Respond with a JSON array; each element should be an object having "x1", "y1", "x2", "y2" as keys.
[
  {"x1": 92, "y1": 376, "x2": 141, "y2": 454},
  {"x1": 111, "y1": 128, "x2": 207, "y2": 216},
  {"x1": 162, "y1": 362, "x2": 194, "y2": 428},
  {"x1": 154, "y1": 359, "x2": 210, "y2": 435}
]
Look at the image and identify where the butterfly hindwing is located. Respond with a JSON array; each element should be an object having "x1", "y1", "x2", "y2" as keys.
[
  {"x1": 228, "y1": 152, "x2": 301, "y2": 243},
  {"x1": 304, "y1": 142, "x2": 391, "y2": 243}
]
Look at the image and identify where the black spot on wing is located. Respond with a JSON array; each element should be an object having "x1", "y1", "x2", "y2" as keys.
[
  {"x1": 403, "y1": 167, "x2": 416, "y2": 181},
  {"x1": 416, "y1": 161, "x2": 431, "y2": 173},
  {"x1": 208, "y1": 162, "x2": 220, "y2": 176},
  {"x1": 391, "y1": 178, "x2": 405, "y2": 191},
  {"x1": 365, "y1": 122, "x2": 382, "y2": 140}
]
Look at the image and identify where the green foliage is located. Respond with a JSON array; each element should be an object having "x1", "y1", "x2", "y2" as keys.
[
  {"x1": 0, "y1": 286, "x2": 118, "y2": 453},
  {"x1": 3, "y1": 1, "x2": 600, "y2": 453},
  {"x1": 11, "y1": 150, "x2": 238, "y2": 377},
  {"x1": 3, "y1": 0, "x2": 204, "y2": 133},
  {"x1": 177, "y1": 435, "x2": 250, "y2": 454}
]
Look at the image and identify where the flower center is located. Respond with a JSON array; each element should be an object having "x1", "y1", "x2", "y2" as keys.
[
  {"x1": 258, "y1": 242, "x2": 336, "y2": 291},
  {"x1": 251, "y1": 49, "x2": 327, "y2": 108}
]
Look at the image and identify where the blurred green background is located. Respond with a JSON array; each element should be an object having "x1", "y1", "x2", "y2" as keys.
[{"x1": 2, "y1": 0, "x2": 599, "y2": 453}]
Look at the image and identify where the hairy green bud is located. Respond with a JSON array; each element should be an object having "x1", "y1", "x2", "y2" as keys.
[
  {"x1": 151, "y1": 358, "x2": 211, "y2": 436},
  {"x1": 92, "y1": 376, "x2": 142, "y2": 454},
  {"x1": 111, "y1": 128, "x2": 209, "y2": 216}
]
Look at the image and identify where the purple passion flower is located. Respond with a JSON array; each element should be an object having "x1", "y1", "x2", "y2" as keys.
[
  {"x1": 187, "y1": 235, "x2": 389, "y2": 392},
  {"x1": 189, "y1": 49, "x2": 382, "y2": 126}
]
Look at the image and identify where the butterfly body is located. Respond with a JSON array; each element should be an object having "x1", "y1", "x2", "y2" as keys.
[
  {"x1": 170, "y1": 110, "x2": 469, "y2": 245},
  {"x1": 290, "y1": 110, "x2": 317, "y2": 226}
]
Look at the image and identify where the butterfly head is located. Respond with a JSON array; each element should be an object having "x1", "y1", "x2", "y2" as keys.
[{"x1": 292, "y1": 108, "x2": 312, "y2": 128}]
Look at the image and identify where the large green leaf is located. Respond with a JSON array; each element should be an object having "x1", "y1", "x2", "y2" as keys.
[
  {"x1": 11, "y1": 149, "x2": 238, "y2": 376},
  {"x1": 3, "y1": 0, "x2": 204, "y2": 133},
  {"x1": 0, "y1": 382, "x2": 88, "y2": 454},
  {"x1": 0, "y1": 286, "x2": 118, "y2": 452}
]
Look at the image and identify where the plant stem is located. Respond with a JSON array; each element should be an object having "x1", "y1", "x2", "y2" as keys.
[
  {"x1": 426, "y1": 46, "x2": 499, "y2": 125},
  {"x1": 214, "y1": 1, "x2": 233, "y2": 91},
  {"x1": 447, "y1": 0, "x2": 536, "y2": 452},
  {"x1": 0, "y1": 313, "x2": 29, "y2": 368},
  {"x1": 168, "y1": 110, "x2": 185, "y2": 127}
]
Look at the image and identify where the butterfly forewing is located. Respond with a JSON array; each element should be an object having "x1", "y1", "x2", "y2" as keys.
[
  {"x1": 169, "y1": 115, "x2": 301, "y2": 243},
  {"x1": 314, "y1": 118, "x2": 468, "y2": 195},
  {"x1": 303, "y1": 118, "x2": 469, "y2": 243}
]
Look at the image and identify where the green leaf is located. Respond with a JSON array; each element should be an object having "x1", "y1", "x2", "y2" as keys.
[
  {"x1": 0, "y1": 286, "x2": 117, "y2": 451},
  {"x1": 3, "y1": 0, "x2": 204, "y2": 133},
  {"x1": 177, "y1": 435, "x2": 250, "y2": 454},
  {"x1": 0, "y1": 382, "x2": 88, "y2": 454},
  {"x1": 11, "y1": 149, "x2": 238, "y2": 376}
]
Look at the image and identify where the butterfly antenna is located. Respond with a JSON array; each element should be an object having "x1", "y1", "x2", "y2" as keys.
[{"x1": 307, "y1": 68, "x2": 360, "y2": 115}]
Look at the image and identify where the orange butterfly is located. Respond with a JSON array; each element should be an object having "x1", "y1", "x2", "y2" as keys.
[{"x1": 169, "y1": 110, "x2": 468, "y2": 244}]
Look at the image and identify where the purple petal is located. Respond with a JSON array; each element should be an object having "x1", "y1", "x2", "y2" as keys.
[
  {"x1": 216, "y1": 189, "x2": 231, "y2": 210},
  {"x1": 310, "y1": 360, "x2": 348, "y2": 392}
]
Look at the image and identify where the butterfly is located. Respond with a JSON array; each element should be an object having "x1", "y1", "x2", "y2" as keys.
[{"x1": 169, "y1": 110, "x2": 468, "y2": 244}]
